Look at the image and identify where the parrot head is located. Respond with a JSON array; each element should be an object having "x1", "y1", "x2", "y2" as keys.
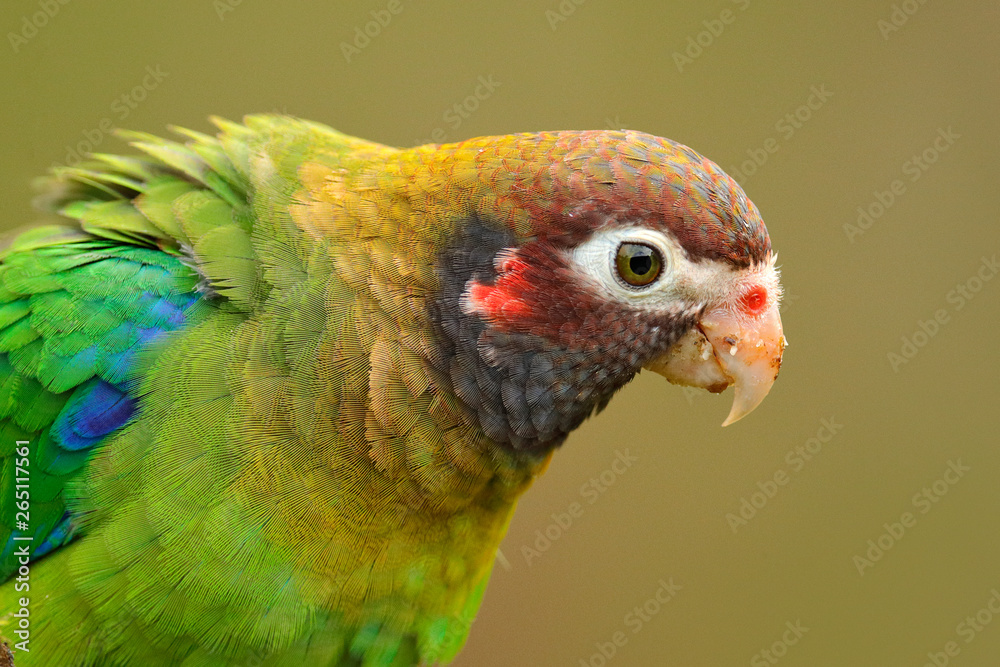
[{"x1": 430, "y1": 129, "x2": 786, "y2": 452}]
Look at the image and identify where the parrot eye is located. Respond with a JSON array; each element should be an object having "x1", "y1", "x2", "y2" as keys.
[{"x1": 615, "y1": 242, "x2": 663, "y2": 287}]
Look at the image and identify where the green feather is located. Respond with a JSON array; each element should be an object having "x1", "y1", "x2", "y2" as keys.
[{"x1": 0, "y1": 115, "x2": 539, "y2": 666}]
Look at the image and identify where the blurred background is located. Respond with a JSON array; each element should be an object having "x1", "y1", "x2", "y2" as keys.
[{"x1": 1, "y1": 1, "x2": 997, "y2": 665}]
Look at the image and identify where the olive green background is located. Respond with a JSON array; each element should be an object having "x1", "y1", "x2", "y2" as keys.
[{"x1": 1, "y1": 1, "x2": 997, "y2": 665}]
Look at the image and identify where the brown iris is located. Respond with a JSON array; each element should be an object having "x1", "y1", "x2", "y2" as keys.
[{"x1": 615, "y1": 242, "x2": 662, "y2": 287}]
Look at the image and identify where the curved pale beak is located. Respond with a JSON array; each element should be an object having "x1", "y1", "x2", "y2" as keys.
[{"x1": 644, "y1": 302, "x2": 786, "y2": 426}]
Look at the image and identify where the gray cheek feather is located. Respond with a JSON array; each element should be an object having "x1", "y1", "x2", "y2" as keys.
[{"x1": 430, "y1": 215, "x2": 700, "y2": 455}]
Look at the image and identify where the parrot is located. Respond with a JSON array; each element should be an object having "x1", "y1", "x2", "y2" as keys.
[{"x1": 0, "y1": 115, "x2": 785, "y2": 666}]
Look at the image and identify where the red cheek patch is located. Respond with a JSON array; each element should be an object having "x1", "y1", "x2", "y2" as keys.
[
  {"x1": 461, "y1": 245, "x2": 592, "y2": 338},
  {"x1": 468, "y1": 281, "x2": 529, "y2": 322},
  {"x1": 465, "y1": 273, "x2": 533, "y2": 323}
]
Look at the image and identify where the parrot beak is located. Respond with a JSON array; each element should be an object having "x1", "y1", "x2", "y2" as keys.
[{"x1": 643, "y1": 301, "x2": 786, "y2": 427}]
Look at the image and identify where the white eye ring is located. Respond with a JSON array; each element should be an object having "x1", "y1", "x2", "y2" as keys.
[{"x1": 569, "y1": 226, "x2": 679, "y2": 304}]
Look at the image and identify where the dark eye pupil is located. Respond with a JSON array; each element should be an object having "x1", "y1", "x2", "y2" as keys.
[
  {"x1": 629, "y1": 254, "x2": 652, "y2": 275},
  {"x1": 615, "y1": 242, "x2": 663, "y2": 287}
]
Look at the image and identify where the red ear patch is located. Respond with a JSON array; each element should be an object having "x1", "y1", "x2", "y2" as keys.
[
  {"x1": 740, "y1": 285, "x2": 768, "y2": 315},
  {"x1": 461, "y1": 244, "x2": 606, "y2": 339},
  {"x1": 466, "y1": 280, "x2": 530, "y2": 320},
  {"x1": 464, "y1": 252, "x2": 534, "y2": 323}
]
